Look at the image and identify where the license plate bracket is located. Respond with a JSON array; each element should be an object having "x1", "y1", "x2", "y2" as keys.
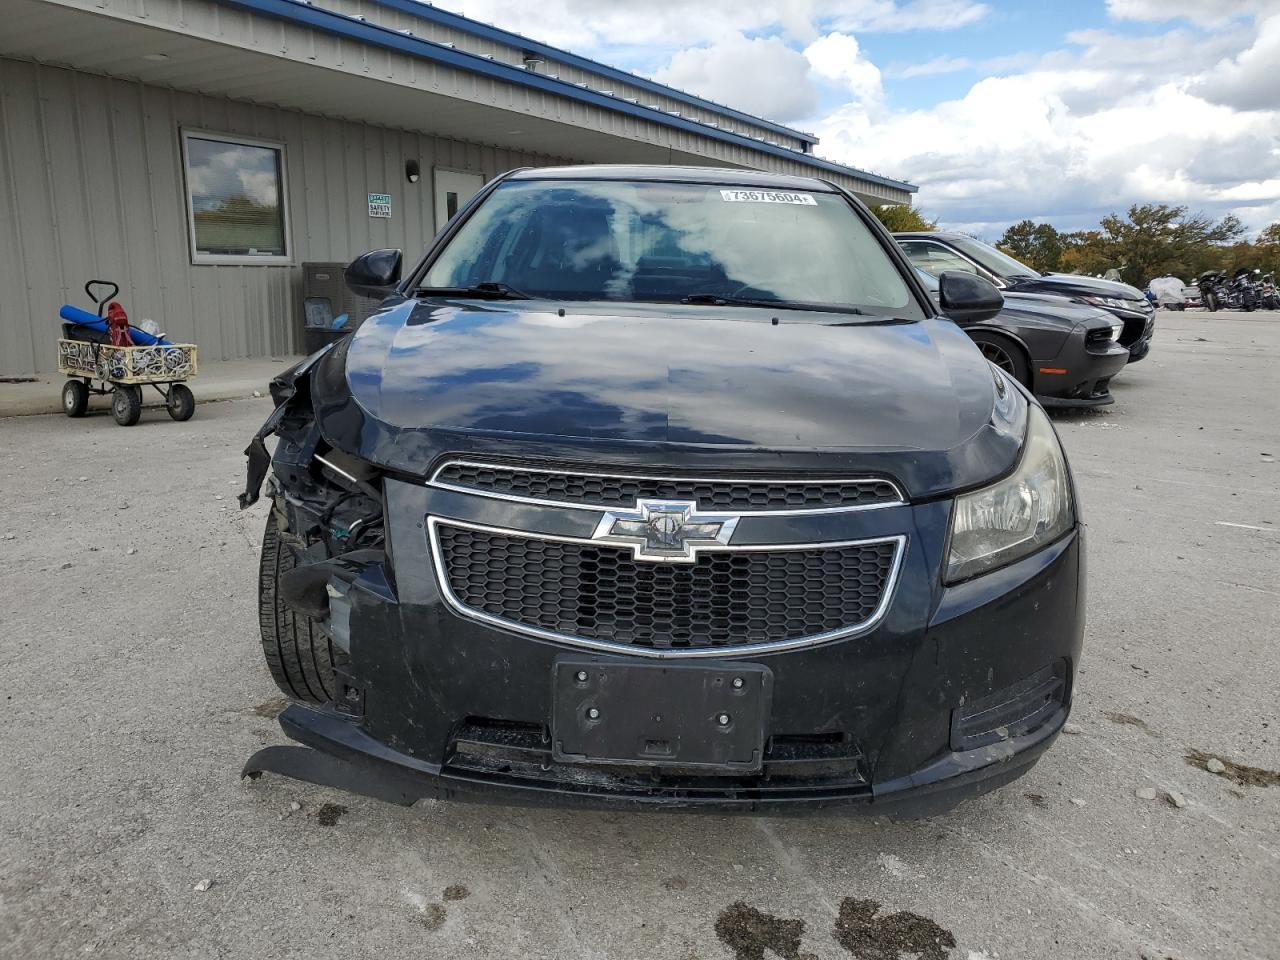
[{"x1": 551, "y1": 659, "x2": 773, "y2": 771}]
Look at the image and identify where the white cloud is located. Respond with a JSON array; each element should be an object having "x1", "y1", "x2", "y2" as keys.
[
  {"x1": 653, "y1": 34, "x2": 818, "y2": 123},
  {"x1": 428, "y1": 0, "x2": 991, "y2": 54},
  {"x1": 1105, "y1": 0, "x2": 1275, "y2": 26},
  {"x1": 807, "y1": 10, "x2": 1280, "y2": 237},
  {"x1": 804, "y1": 32, "x2": 884, "y2": 109},
  {"x1": 887, "y1": 54, "x2": 973, "y2": 78},
  {"x1": 886, "y1": 50, "x2": 1036, "y2": 79},
  {"x1": 1193, "y1": 11, "x2": 1280, "y2": 111},
  {"x1": 828, "y1": 0, "x2": 989, "y2": 32}
]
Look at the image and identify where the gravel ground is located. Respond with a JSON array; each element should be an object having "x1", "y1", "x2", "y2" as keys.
[{"x1": 1, "y1": 309, "x2": 1277, "y2": 960}]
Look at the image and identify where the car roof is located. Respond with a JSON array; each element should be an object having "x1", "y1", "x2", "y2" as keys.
[
  {"x1": 505, "y1": 164, "x2": 838, "y2": 192},
  {"x1": 892, "y1": 231, "x2": 969, "y2": 241}
]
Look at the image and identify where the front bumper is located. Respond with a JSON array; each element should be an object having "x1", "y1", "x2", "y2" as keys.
[
  {"x1": 1032, "y1": 330, "x2": 1130, "y2": 408},
  {"x1": 246, "y1": 697, "x2": 1064, "y2": 817},
  {"x1": 245, "y1": 473, "x2": 1085, "y2": 816}
]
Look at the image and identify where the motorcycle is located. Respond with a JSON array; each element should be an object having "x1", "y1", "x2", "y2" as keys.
[
  {"x1": 1230, "y1": 267, "x2": 1262, "y2": 312},
  {"x1": 1197, "y1": 270, "x2": 1229, "y2": 311},
  {"x1": 1259, "y1": 271, "x2": 1280, "y2": 310}
]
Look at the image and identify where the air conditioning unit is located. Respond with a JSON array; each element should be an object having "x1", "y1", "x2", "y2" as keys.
[{"x1": 299, "y1": 261, "x2": 380, "y2": 353}]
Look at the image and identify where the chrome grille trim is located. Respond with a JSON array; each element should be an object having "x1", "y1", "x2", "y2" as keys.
[
  {"x1": 427, "y1": 459, "x2": 906, "y2": 515},
  {"x1": 427, "y1": 516, "x2": 906, "y2": 660}
]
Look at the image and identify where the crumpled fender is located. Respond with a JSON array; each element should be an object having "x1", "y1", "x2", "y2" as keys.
[{"x1": 238, "y1": 343, "x2": 336, "y2": 509}]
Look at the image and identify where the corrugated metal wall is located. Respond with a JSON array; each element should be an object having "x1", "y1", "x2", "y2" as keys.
[{"x1": 0, "y1": 57, "x2": 566, "y2": 375}]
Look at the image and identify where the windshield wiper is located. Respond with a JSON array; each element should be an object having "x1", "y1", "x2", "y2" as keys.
[
  {"x1": 417, "y1": 281, "x2": 532, "y2": 300},
  {"x1": 680, "y1": 293, "x2": 865, "y2": 315}
]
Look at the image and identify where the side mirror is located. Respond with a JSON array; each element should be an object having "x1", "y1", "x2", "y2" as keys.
[
  {"x1": 939, "y1": 271, "x2": 1003, "y2": 323},
  {"x1": 345, "y1": 248, "x2": 402, "y2": 299}
]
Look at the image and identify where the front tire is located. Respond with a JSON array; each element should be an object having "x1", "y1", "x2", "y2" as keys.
[
  {"x1": 258, "y1": 513, "x2": 336, "y2": 704},
  {"x1": 166, "y1": 383, "x2": 195, "y2": 421},
  {"x1": 110, "y1": 385, "x2": 142, "y2": 426},
  {"x1": 967, "y1": 331, "x2": 1030, "y2": 387},
  {"x1": 62, "y1": 380, "x2": 89, "y2": 418}
]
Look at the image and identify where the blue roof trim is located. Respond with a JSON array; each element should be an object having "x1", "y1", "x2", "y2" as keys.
[
  {"x1": 367, "y1": 0, "x2": 818, "y2": 146},
  {"x1": 213, "y1": 0, "x2": 918, "y2": 195}
]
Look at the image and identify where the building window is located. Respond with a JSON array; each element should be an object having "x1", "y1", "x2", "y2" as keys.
[{"x1": 181, "y1": 130, "x2": 290, "y2": 264}]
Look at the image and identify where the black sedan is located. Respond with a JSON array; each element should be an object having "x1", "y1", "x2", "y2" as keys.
[
  {"x1": 239, "y1": 165, "x2": 1083, "y2": 818},
  {"x1": 896, "y1": 231, "x2": 1156, "y2": 362},
  {"x1": 914, "y1": 268, "x2": 1130, "y2": 408}
]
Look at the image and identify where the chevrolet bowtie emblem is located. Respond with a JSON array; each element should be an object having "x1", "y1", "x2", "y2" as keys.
[{"x1": 591, "y1": 500, "x2": 740, "y2": 563}]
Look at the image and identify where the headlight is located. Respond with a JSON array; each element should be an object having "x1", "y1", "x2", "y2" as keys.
[
  {"x1": 945, "y1": 404, "x2": 1074, "y2": 583},
  {"x1": 1079, "y1": 295, "x2": 1138, "y2": 312},
  {"x1": 1109, "y1": 320, "x2": 1124, "y2": 340}
]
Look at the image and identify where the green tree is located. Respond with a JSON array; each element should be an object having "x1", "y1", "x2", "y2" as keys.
[
  {"x1": 870, "y1": 203, "x2": 936, "y2": 232},
  {"x1": 998, "y1": 220, "x2": 1064, "y2": 273},
  {"x1": 1097, "y1": 203, "x2": 1244, "y2": 286},
  {"x1": 1255, "y1": 223, "x2": 1280, "y2": 275},
  {"x1": 1058, "y1": 230, "x2": 1113, "y2": 277}
]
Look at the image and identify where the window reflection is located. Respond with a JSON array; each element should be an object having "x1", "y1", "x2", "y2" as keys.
[{"x1": 184, "y1": 135, "x2": 287, "y2": 258}]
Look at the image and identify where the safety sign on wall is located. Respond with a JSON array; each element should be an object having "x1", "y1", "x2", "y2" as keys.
[{"x1": 368, "y1": 193, "x2": 392, "y2": 218}]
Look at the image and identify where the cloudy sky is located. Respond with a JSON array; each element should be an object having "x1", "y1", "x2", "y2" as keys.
[{"x1": 432, "y1": 0, "x2": 1279, "y2": 241}]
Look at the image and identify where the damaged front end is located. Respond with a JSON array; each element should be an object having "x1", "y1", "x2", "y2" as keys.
[
  {"x1": 235, "y1": 340, "x2": 1081, "y2": 819},
  {"x1": 239, "y1": 345, "x2": 393, "y2": 717}
]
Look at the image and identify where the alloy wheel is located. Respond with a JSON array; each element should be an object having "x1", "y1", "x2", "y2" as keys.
[{"x1": 978, "y1": 341, "x2": 1016, "y2": 375}]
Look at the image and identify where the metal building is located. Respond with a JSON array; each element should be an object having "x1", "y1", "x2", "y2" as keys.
[{"x1": 0, "y1": 0, "x2": 917, "y2": 376}]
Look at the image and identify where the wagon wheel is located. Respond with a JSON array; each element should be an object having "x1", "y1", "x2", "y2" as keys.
[
  {"x1": 166, "y1": 383, "x2": 196, "y2": 422},
  {"x1": 111, "y1": 385, "x2": 143, "y2": 426},
  {"x1": 62, "y1": 380, "x2": 89, "y2": 418}
]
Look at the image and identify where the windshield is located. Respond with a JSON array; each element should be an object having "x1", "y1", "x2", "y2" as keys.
[
  {"x1": 948, "y1": 236, "x2": 1040, "y2": 279},
  {"x1": 422, "y1": 179, "x2": 920, "y2": 317}
]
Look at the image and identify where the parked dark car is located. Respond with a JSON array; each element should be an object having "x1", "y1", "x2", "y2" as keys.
[
  {"x1": 895, "y1": 231, "x2": 1156, "y2": 362},
  {"x1": 240, "y1": 166, "x2": 1084, "y2": 818},
  {"x1": 913, "y1": 267, "x2": 1129, "y2": 408}
]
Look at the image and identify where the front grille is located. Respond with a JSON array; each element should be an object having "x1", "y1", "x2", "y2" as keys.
[
  {"x1": 434, "y1": 523, "x2": 899, "y2": 652},
  {"x1": 431, "y1": 461, "x2": 901, "y2": 511},
  {"x1": 1119, "y1": 317, "x2": 1147, "y2": 346}
]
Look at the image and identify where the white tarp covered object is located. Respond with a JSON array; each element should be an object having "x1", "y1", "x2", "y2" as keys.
[{"x1": 1148, "y1": 276, "x2": 1185, "y2": 304}]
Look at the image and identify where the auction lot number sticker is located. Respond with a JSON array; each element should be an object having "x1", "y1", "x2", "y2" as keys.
[{"x1": 720, "y1": 189, "x2": 817, "y2": 205}]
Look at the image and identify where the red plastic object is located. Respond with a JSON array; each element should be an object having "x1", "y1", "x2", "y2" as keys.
[{"x1": 106, "y1": 302, "x2": 134, "y2": 347}]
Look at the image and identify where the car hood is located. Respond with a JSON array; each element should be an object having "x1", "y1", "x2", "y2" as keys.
[
  {"x1": 998, "y1": 291, "x2": 1117, "y2": 326},
  {"x1": 1010, "y1": 273, "x2": 1147, "y2": 303},
  {"x1": 309, "y1": 298, "x2": 1027, "y2": 499}
]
